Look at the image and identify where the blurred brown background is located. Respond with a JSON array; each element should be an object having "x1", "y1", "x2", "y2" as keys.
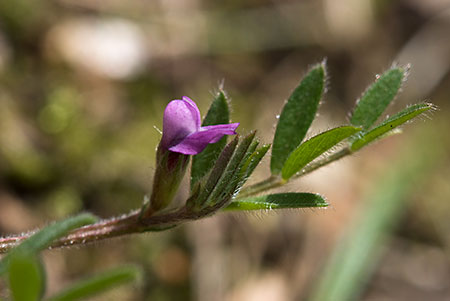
[{"x1": 0, "y1": 0, "x2": 450, "y2": 300}]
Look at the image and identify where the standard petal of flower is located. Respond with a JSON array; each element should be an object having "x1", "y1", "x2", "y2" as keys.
[
  {"x1": 182, "y1": 96, "x2": 201, "y2": 128},
  {"x1": 160, "y1": 99, "x2": 201, "y2": 148},
  {"x1": 168, "y1": 123, "x2": 240, "y2": 155}
]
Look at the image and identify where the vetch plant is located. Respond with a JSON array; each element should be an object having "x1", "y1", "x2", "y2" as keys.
[{"x1": 0, "y1": 61, "x2": 435, "y2": 299}]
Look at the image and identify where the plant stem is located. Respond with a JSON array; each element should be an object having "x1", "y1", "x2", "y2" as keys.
[
  {"x1": 0, "y1": 148, "x2": 352, "y2": 254},
  {"x1": 0, "y1": 201, "x2": 228, "y2": 254},
  {"x1": 237, "y1": 147, "x2": 352, "y2": 198},
  {"x1": 0, "y1": 212, "x2": 138, "y2": 254}
]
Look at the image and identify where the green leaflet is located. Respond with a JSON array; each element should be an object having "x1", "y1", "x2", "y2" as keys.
[
  {"x1": 47, "y1": 266, "x2": 141, "y2": 301},
  {"x1": 189, "y1": 137, "x2": 238, "y2": 208},
  {"x1": 225, "y1": 193, "x2": 328, "y2": 211},
  {"x1": 191, "y1": 90, "x2": 231, "y2": 189},
  {"x1": 0, "y1": 213, "x2": 97, "y2": 275},
  {"x1": 350, "y1": 67, "x2": 405, "y2": 130},
  {"x1": 204, "y1": 132, "x2": 256, "y2": 207},
  {"x1": 241, "y1": 144, "x2": 271, "y2": 181},
  {"x1": 271, "y1": 62, "x2": 326, "y2": 174},
  {"x1": 351, "y1": 103, "x2": 433, "y2": 151},
  {"x1": 8, "y1": 254, "x2": 45, "y2": 301},
  {"x1": 220, "y1": 139, "x2": 260, "y2": 201},
  {"x1": 282, "y1": 126, "x2": 361, "y2": 180},
  {"x1": 189, "y1": 134, "x2": 269, "y2": 210}
]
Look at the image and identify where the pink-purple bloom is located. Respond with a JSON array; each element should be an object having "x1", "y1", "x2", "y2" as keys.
[
  {"x1": 160, "y1": 96, "x2": 239, "y2": 155},
  {"x1": 143, "y1": 96, "x2": 239, "y2": 216}
]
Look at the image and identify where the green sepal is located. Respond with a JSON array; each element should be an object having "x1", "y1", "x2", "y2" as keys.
[
  {"x1": 225, "y1": 193, "x2": 328, "y2": 211},
  {"x1": 271, "y1": 62, "x2": 326, "y2": 174},
  {"x1": 282, "y1": 126, "x2": 361, "y2": 180}
]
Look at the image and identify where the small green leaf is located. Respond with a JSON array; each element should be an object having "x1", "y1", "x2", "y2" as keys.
[
  {"x1": 350, "y1": 67, "x2": 405, "y2": 129},
  {"x1": 244, "y1": 139, "x2": 260, "y2": 163},
  {"x1": 191, "y1": 91, "x2": 231, "y2": 189},
  {"x1": 351, "y1": 103, "x2": 433, "y2": 151},
  {"x1": 271, "y1": 62, "x2": 326, "y2": 174},
  {"x1": 47, "y1": 265, "x2": 141, "y2": 301},
  {"x1": 221, "y1": 137, "x2": 264, "y2": 200},
  {"x1": 0, "y1": 213, "x2": 97, "y2": 275},
  {"x1": 282, "y1": 126, "x2": 361, "y2": 180},
  {"x1": 241, "y1": 144, "x2": 271, "y2": 181},
  {"x1": 229, "y1": 143, "x2": 271, "y2": 200},
  {"x1": 204, "y1": 132, "x2": 255, "y2": 207},
  {"x1": 189, "y1": 136, "x2": 238, "y2": 209},
  {"x1": 8, "y1": 254, "x2": 45, "y2": 301},
  {"x1": 225, "y1": 193, "x2": 328, "y2": 211}
]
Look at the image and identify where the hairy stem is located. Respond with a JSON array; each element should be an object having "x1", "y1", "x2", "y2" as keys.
[
  {"x1": 0, "y1": 148, "x2": 351, "y2": 254},
  {"x1": 0, "y1": 199, "x2": 231, "y2": 254},
  {"x1": 0, "y1": 212, "x2": 138, "y2": 254}
]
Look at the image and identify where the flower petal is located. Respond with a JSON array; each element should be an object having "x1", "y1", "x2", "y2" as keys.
[
  {"x1": 182, "y1": 96, "x2": 201, "y2": 128},
  {"x1": 169, "y1": 123, "x2": 240, "y2": 155},
  {"x1": 200, "y1": 123, "x2": 240, "y2": 142},
  {"x1": 161, "y1": 98, "x2": 202, "y2": 148}
]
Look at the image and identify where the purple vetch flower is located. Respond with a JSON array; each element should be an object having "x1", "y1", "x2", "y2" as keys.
[
  {"x1": 160, "y1": 96, "x2": 239, "y2": 155},
  {"x1": 143, "y1": 96, "x2": 239, "y2": 217}
]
